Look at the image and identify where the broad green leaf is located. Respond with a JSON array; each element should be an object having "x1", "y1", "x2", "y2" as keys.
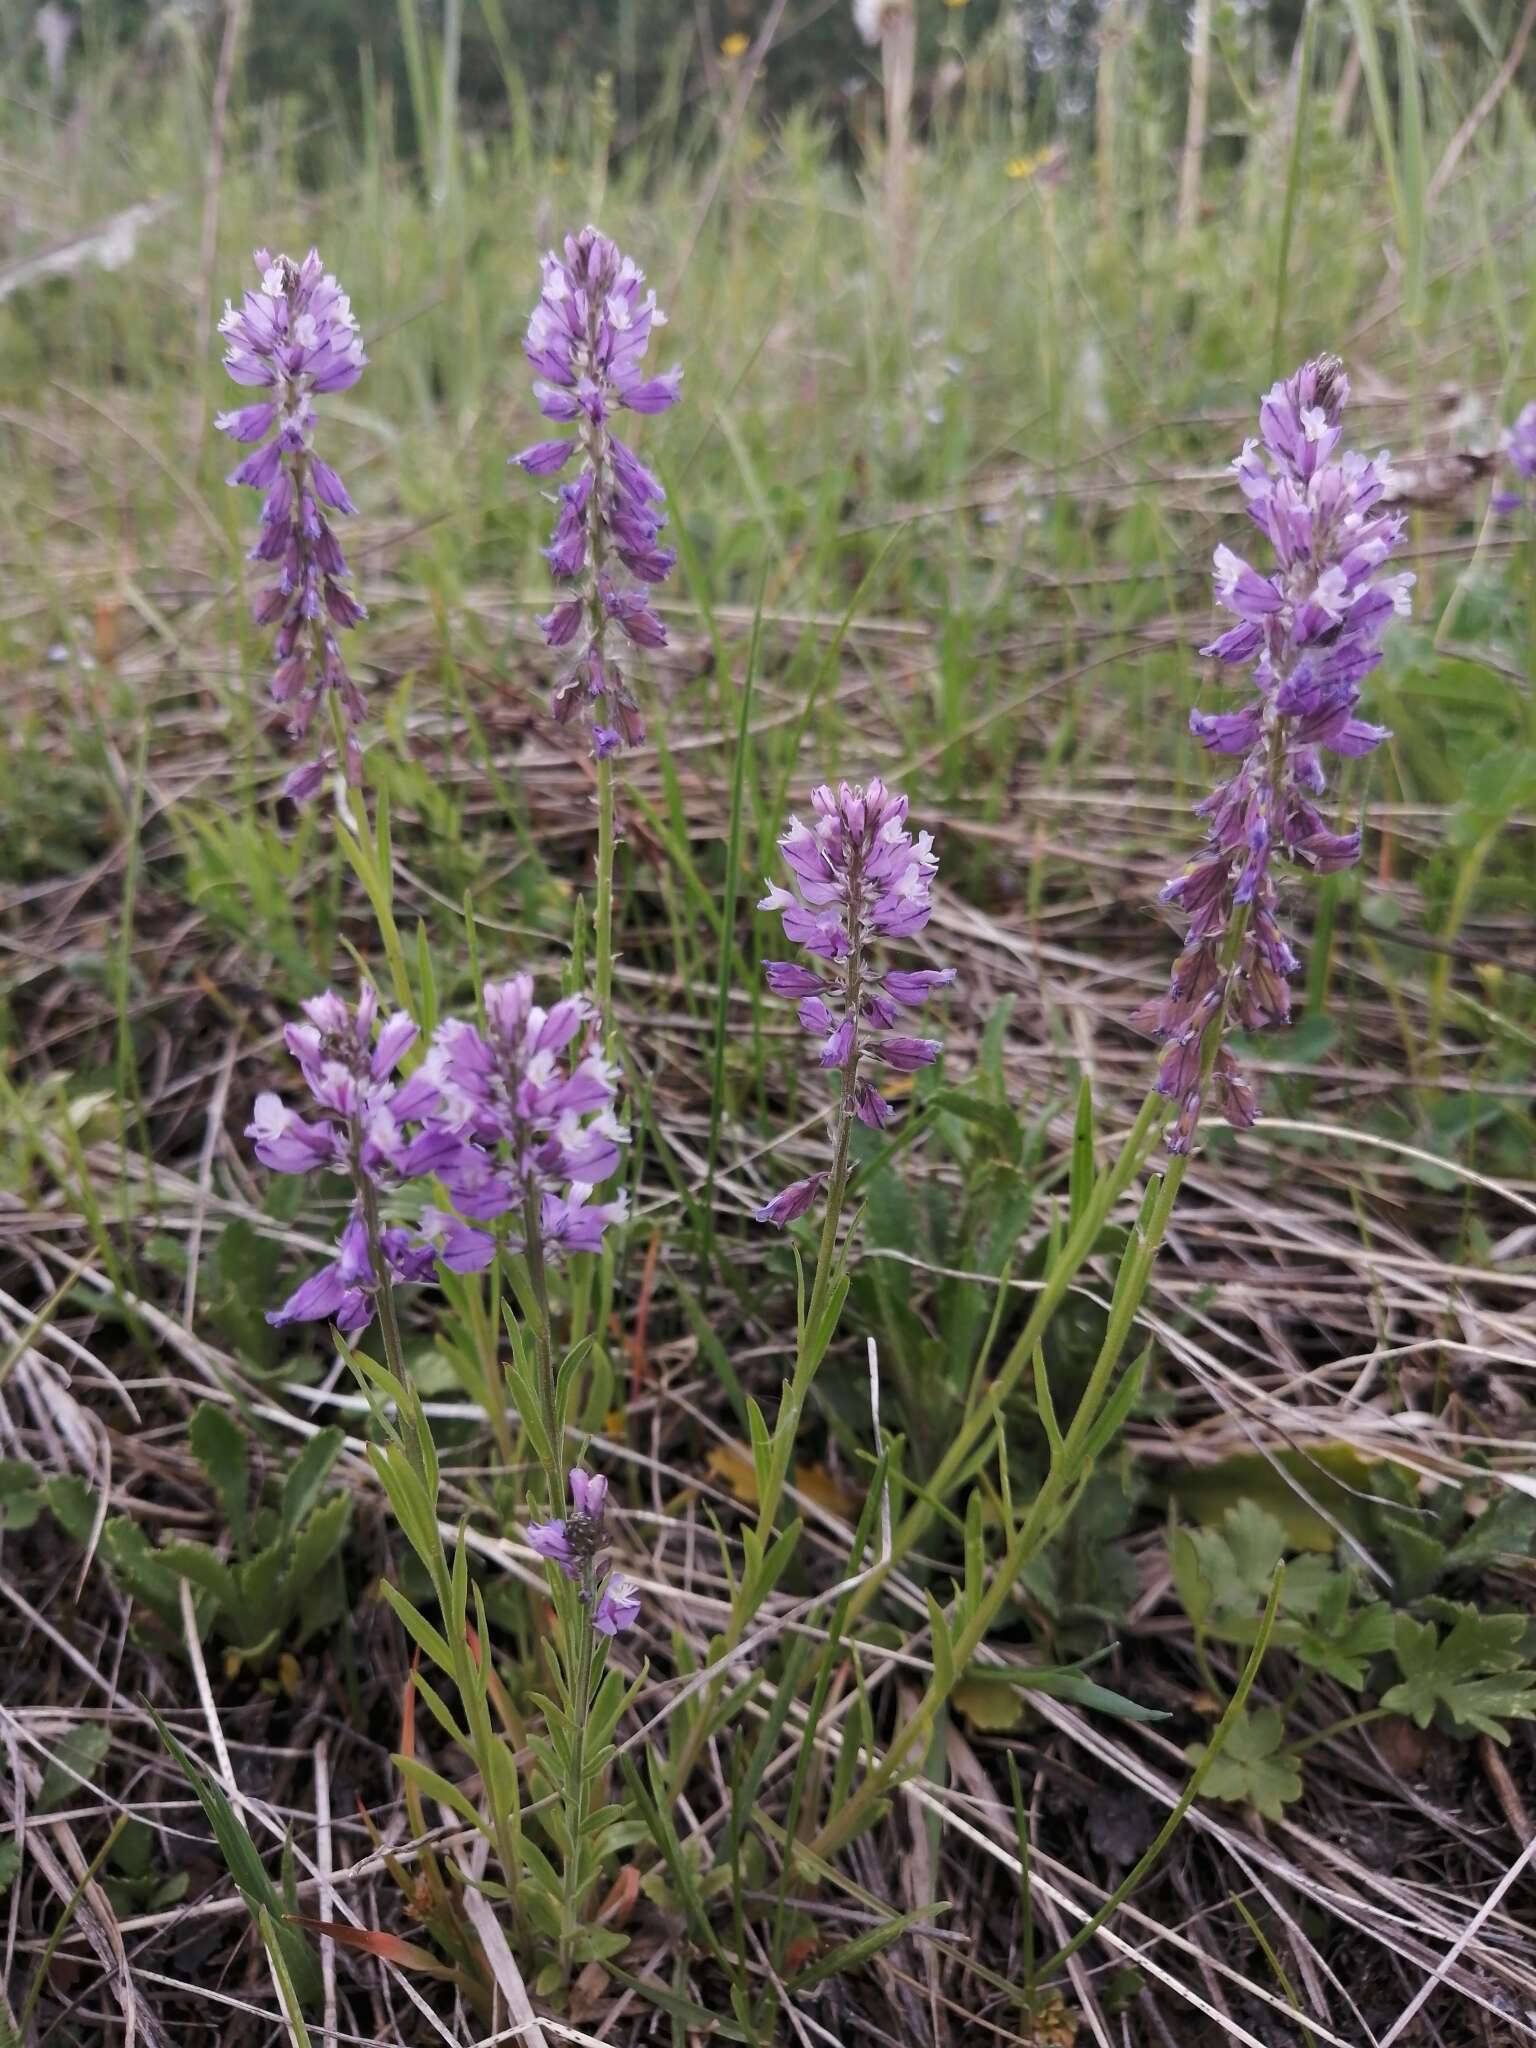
[
  {"x1": 1382, "y1": 1609, "x2": 1536, "y2": 1744},
  {"x1": 280, "y1": 1428, "x2": 344, "y2": 1542},
  {"x1": 1186, "y1": 1707, "x2": 1302, "y2": 1822},
  {"x1": 0, "y1": 1460, "x2": 43, "y2": 1532},
  {"x1": 38, "y1": 1723, "x2": 112, "y2": 1813},
  {"x1": 189, "y1": 1403, "x2": 250, "y2": 1553}
]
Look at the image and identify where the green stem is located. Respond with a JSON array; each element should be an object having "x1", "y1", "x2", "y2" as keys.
[
  {"x1": 754, "y1": 1097, "x2": 855, "y2": 1539},
  {"x1": 328, "y1": 692, "x2": 413, "y2": 1016},
  {"x1": 844, "y1": 1087, "x2": 1164, "y2": 1624},
  {"x1": 1284, "y1": 1703, "x2": 1390, "y2": 1758},
  {"x1": 1031, "y1": 1570, "x2": 1284, "y2": 1985},
  {"x1": 355, "y1": 1148, "x2": 409, "y2": 1384},
  {"x1": 521, "y1": 1186, "x2": 563, "y2": 1504},
  {"x1": 558, "y1": 1610, "x2": 597, "y2": 1972},
  {"x1": 753, "y1": 875, "x2": 869, "y2": 1534},
  {"x1": 595, "y1": 752, "x2": 615, "y2": 1034},
  {"x1": 813, "y1": 1161, "x2": 1187, "y2": 1860}
]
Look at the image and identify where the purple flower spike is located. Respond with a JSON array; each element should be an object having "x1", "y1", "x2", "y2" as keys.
[
  {"x1": 1134, "y1": 356, "x2": 1409, "y2": 1149},
  {"x1": 419, "y1": 973, "x2": 628, "y2": 1264},
  {"x1": 525, "y1": 1466, "x2": 636, "y2": 1636},
  {"x1": 1491, "y1": 401, "x2": 1536, "y2": 515},
  {"x1": 247, "y1": 988, "x2": 461, "y2": 1335},
  {"x1": 513, "y1": 227, "x2": 682, "y2": 755},
  {"x1": 755, "y1": 779, "x2": 952, "y2": 1227},
  {"x1": 1508, "y1": 403, "x2": 1536, "y2": 481},
  {"x1": 216, "y1": 249, "x2": 370, "y2": 799}
]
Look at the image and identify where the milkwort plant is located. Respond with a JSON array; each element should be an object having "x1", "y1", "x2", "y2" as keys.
[
  {"x1": 789, "y1": 360, "x2": 1411, "y2": 1866},
  {"x1": 217, "y1": 248, "x2": 369, "y2": 800},
  {"x1": 1135, "y1": 354, "x2": 1408, "y2": 1150},
  {"x1": 222, "y1": 343, "x2": 1408, "y2": 2004},
  {"x1": 654, "y1": 779, "x2": 954, "y2": 1800},
  {"x1": 246, "y1": 978, "x2": 638, "y2": 1993},
  {"x1": 511, "y1": 226, "x2": 682, "y2": 1023},
  {"x1": 753, "y1": 778, "x2": 951, "y2": 1522}
]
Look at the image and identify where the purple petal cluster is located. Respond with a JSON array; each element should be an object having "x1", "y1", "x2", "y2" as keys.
[
  {"x1": 420, "y1": 975, "x2": 628, "y2": 1271},
  {"x1": 247, "y1": 989, "x2": 451, "y2": 1332},
  {"x1": 248, "y1": 978, "x2": 627, "y2": 1333},
  {"x1": 1134, "y1": 356, "x2": 1411, "y2": 1152},
  {"x1": 757, "y1": 778, "x2": 953, "y2": 1224},
  {"x1": 217, "y1": 249, "x2": 369, "y2": 802},
  {"x1": 1491, "y1": 401, "x2": 1536, "y2": 514},
  {"x1": 526, "y1": 1466, "x2": 639, "y2": 1636},
  {"x1": 511, "y1": 227, "x2": 682, "y2": 755}
]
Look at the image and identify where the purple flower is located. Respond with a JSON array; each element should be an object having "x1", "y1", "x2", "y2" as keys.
[
  {"x1": 216, "y1": 249, "x2": 370, "y2": 800},
  {"x1": 247, "y1": 988, "x2": 459, "y2": 1334},
  {"x1": 421, "y1": 974, "x2": 628, "y2": 1263},
  {"x1": 754, "y1": 1173, "x2": 829, "y2": 1227},
  {"x1": 1491, "y1": 401, "x2": 1536, "y2": 514},
  {"x1": 525, "y1": 1468, "x2": 636, "y2": 1635},
  {"x1": 267, "y1": 1213, "x2": 375, "y2": 1334},
  {"x1": 1134, "y1": 357, "x2": 1408, "y2": 1152},
  {"x1": 593, "y1": 1573, "x2": 641, "y2": 1637},
  {"x1": 755, "y1": 779, "x2": 953, "y2": 1225},
  {"x1": 511, "y1": 227, "x2": 682, "y2": 755},
  {"x1": 527, "y1": 1516, "x2": 576, "y2": 1570}
]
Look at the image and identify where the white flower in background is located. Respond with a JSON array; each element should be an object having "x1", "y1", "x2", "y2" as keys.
[{"x1": 854, "y1": 0, "x2": 908, "y2": 44}]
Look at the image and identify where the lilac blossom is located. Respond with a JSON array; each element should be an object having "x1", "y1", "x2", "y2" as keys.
[
  {"x1": 511, "y1": 227, "x2": 682, "y2": 754},
  {"x1": 1134, "y1": 356, "x2": 1410, "y2": 1153},
  {"x1": 419, "y1": 975, "x2": 628, "y2": 1269},
  {"x1": 1491, "y1": 401, "x2": 1536, "y2": 514},
  {"x1": 593, "y1": 1574, "x2": 641, "y2": 1636},
  {"x1": 525, "y1": 1465, "x2": 638, "y2": 1636},
  {"x1": 247, "y1": 988, "x2": 453, "y2": 1332},
  {"x1": 217, "y1": 249, "x2": 369, "y2": 801},
  {"x1": 756, "y1": 778, "x2": 953, "y2": 1224}
]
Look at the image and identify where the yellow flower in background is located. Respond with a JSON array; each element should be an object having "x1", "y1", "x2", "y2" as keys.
[
  {"x1": 720, "y1": 31, "x2": 750, "y2": 57},
  {"x1": 944, "y1": 0, "x2": 968, "y2": 8},
  {"x1": 1006, "y1": 146, "x2": 1066, "y2": 184}
]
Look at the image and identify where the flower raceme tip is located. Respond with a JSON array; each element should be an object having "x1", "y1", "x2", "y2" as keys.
[
  {"x1": 248, "y1": 981, "x2": 627, "y2": 1335},
  {"x1": 1135, "y1": 356, "x2": 1410, "y2": 1153},
  {"x1": 216, "y1": 248, "x2": 369, "y2": 801},
  {"x1": 525, "y1": 1466, "x2": 639, "y2": 1637},
  {"x1": 756, "y1": 778, "x2": 953, "y2": 1224},
  {"x1": 511, "y1": 227, "x2": 682, "y2": 754}
]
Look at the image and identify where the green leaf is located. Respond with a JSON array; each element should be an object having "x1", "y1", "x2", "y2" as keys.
[
  {"x1": 285, "y1": 1494, "x2": 352, "y2": 1630},
  {"x1": 38, "y1": 1723, "x2": 112, "y2": 1813},
  {"x1": 1068, "y1": 1073, "x2": 1094, "y2": 1228},
  {"x1": 149, "y1": 1708, "x2": 321, "y2": 2005},
  {"x1": 786, "y1": 1901, "x2": 950, "y2": 1991},
  {"x1": 1381, "y1": 1609, "x2": 1536, "y2": 1744},
  {"x1": 0, "y1": 1840, "x2": 20, "y2": 1896},
  {"x1": 189, "y1": 1403, "x2": 250, "y2": 1554},
  {"x1": 44, "y1": 1474, "x2": 98, "y2": 1544},
  {"x1": 99, "y1": 1519, "x2": 197, "y2": 1633},
  {"x1": 157, "y1": 1543, "x2": 241, "y2": 1619},
  {"x1": 0, "y1": 1459, "x2": 43, "y2": 1532},
  {"x1": 960, "y1": 1663, "x2": 1167, "y2": 1724},
  {"x1": 1186, "y1": 1707, "x2": 1302, "y2": 1822},
  {"x1": 1446, "y1": 1491, "x2": 1536, "y2": 1577},
  {"x1": 280, "y1": 1428, "x2": 344, "y2": 1543},
  {"x1": 377, "y1": 1580, "x2": 454, "y2": 1675},
  {"x1": 1290, "y1": 1580, "x2": 1395, "y2": 1690},
  {"x1": 928, "y1": 1089, "x2": 1020, "y2": 1158},
  {"x1": 391, "y1": 1755, "x2": 490, "y2": 1838}
]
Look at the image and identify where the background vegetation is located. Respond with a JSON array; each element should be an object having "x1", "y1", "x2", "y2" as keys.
[{"x1": 3, "y1": 1, "x2": 1536, "y2": 2043}]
